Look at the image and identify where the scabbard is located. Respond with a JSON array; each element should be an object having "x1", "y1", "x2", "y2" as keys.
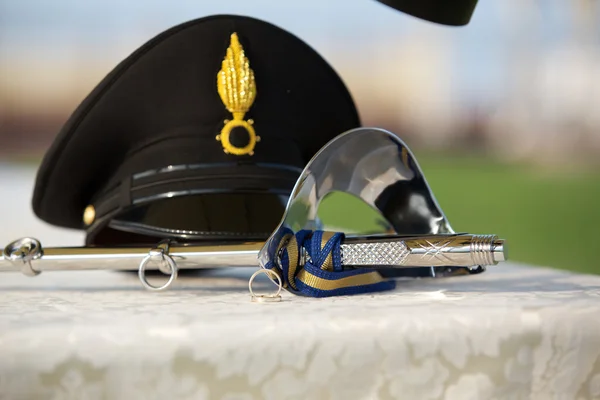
[{"x1": 0, "y1": 239, "x2": 262, "y2": 274}]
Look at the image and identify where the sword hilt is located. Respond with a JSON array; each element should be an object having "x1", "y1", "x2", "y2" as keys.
[{"x1": 338, "y1": 234, "x2": 506, "y2": 268}]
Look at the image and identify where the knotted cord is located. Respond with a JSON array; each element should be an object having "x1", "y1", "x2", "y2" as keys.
[{"x1": 264, "y1": 229, "x2": 396, "y2": 297}]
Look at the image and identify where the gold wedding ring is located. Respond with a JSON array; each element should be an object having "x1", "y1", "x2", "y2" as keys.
[{"x1": 249, "y1": 269, "x2": 282, "y2": 302}]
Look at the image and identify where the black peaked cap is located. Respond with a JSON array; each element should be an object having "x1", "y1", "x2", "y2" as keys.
[{"x1": 32, "y1": 15, "x2": 360, "y2": 244}]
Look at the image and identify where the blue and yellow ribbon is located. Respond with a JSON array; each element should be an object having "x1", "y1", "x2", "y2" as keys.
[{"x1": 264, "y1": 229, "x2": 396, "y2": 297}]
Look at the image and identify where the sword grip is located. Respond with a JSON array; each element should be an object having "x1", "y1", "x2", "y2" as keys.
[{"x1": 340, "y1": 234, "x2": 506, "y2": 268}]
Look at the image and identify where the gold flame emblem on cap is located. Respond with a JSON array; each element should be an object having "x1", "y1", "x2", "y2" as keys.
[{"x1": 216, "y1": 33, "x2": 260, "y2": 156}]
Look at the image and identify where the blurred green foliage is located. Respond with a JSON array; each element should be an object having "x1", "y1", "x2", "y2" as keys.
[
  {"x1": 316, "y1": 151, "x2": 600, "y2": 275},
  {"x1": 415, "y1": 152, "x2": 600, "y2": 275}
]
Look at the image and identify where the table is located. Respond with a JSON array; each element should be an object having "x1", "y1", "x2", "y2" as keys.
[{"x1": 1, "y1": 263, "x2": 599, "y2": 400}]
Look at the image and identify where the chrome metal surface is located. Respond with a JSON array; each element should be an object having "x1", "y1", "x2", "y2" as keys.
[
  {"x1": 340, "y1": 241, "x2": 410, "y2": 266},
  {"x1": 0, "y1": 233, "x2": 505, "y2": 277},
  {"x1": 340, "y1": 234, "x2": 506, "y2": 267},
  {"x1": 0, "y1": 240, "x2": 262, "y2": 274},
  {"x1": 259, "y1": 127, "x2": 481, "y2": 278},
  {"x1": 138, "y1": 245, "x2": 179, "y2": 291},
  {"x1": 3, "y1": 237, "x2": 43, "y2": 276}
]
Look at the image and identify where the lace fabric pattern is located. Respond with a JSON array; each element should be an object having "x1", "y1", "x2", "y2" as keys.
[{"x1": 0, "y1": 263, "x2": 599, "y2": 400}]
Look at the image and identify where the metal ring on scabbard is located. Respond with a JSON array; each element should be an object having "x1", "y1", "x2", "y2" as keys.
[
  {"x1": 138, "y1": 242, "x2": 178, "y2": 291},
  {"x1": 249, "y1": 269, "x2": 282, "y2": 302}
]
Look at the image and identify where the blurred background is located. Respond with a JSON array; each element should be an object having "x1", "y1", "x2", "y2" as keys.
[{"x1": 1, "y1": 0, "x2": 599, "y2": 274}]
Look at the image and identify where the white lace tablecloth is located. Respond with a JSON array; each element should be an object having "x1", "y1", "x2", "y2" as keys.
[{"x1": 1, "y1": 263, "x2": 599, "y2": 400}]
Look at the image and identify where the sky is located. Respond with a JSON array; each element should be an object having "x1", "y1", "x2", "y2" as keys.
[
  {"x1": 0, "y1": 0, "x2": 540, "y2": 94},
  {"x1": 1, "y1": 0, "x2": 598, "y2": 124}
]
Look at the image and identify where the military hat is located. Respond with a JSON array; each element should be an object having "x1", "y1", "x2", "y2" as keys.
[
  {"x1": 374, "y1": 0, "x2": 479, "y2": 26},
  {"x1": 31, "y1": 15, "x2": 360, "y2": 246}
]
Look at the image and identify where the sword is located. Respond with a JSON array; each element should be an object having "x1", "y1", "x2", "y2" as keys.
[{"x1": 1, "y1": 233, "x2": 506, "y2": 290}]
